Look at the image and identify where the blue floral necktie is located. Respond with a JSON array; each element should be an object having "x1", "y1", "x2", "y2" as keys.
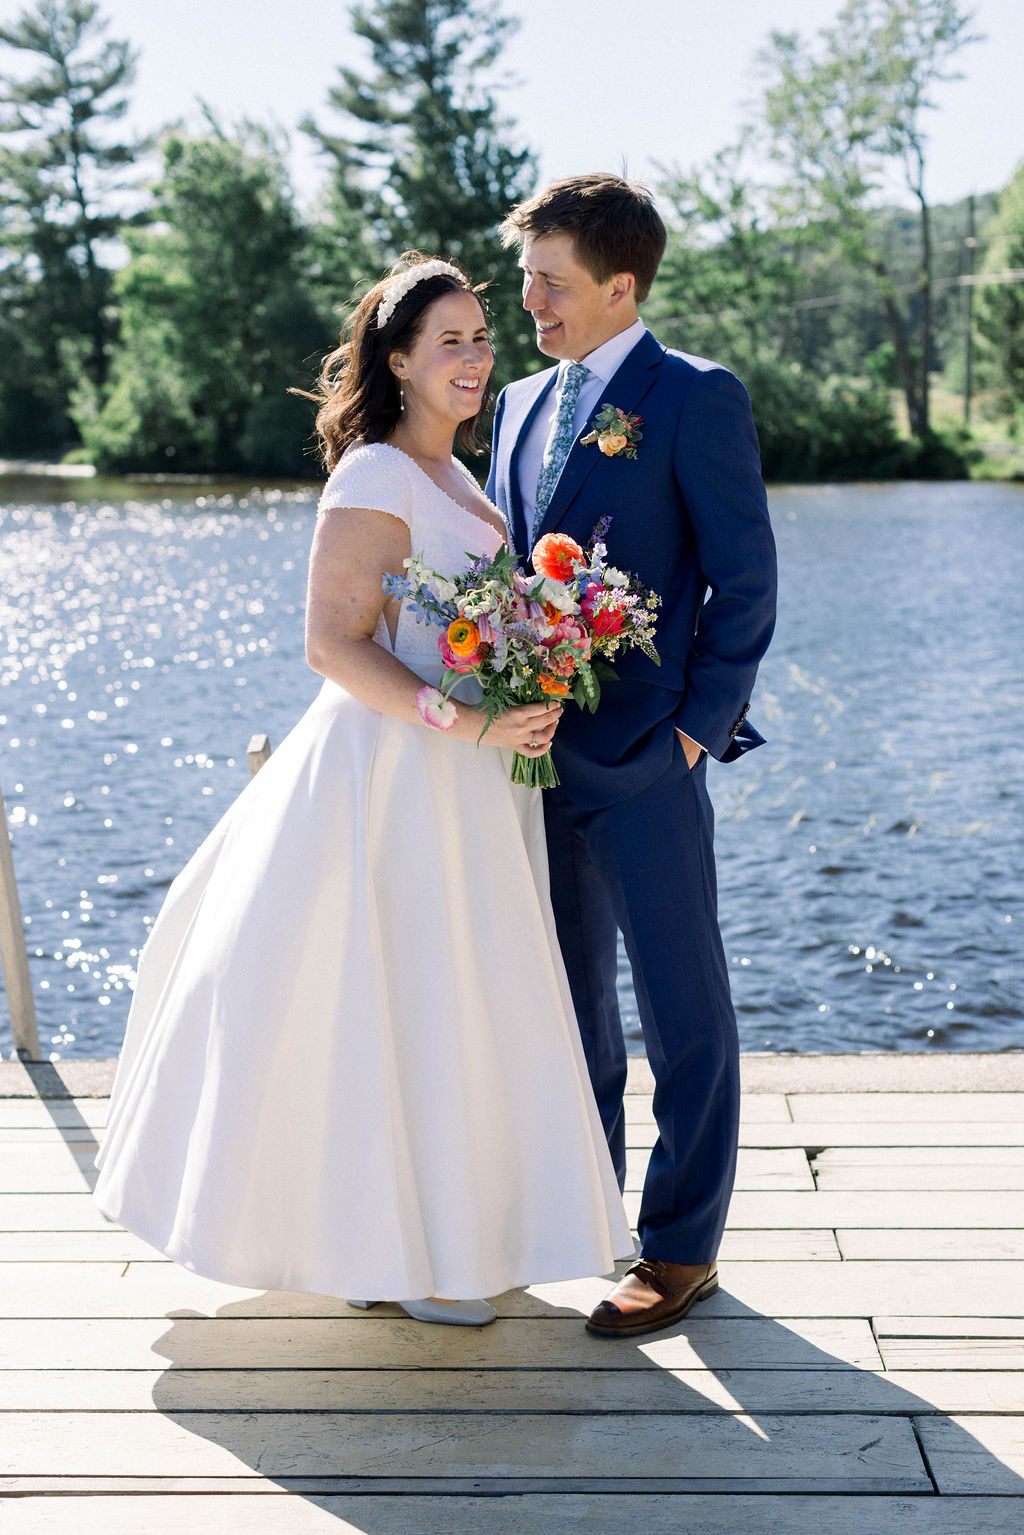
[{"x1": 533, "y1": 362, "x2": 588, "y2": 541}]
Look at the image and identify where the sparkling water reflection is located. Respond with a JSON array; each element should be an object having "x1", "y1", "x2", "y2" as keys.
[{"x1": 1, "y1": 480, "x2": 1022, "y2": 1058}]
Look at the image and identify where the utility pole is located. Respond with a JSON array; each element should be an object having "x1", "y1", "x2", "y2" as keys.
[{"x1": 963, "y1": 194, "x2": 976, "y2": 429}]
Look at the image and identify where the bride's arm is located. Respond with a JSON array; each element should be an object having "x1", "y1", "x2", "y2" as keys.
[{"x1": 305, "y1": 505, "x2": 560, "y2": 752}]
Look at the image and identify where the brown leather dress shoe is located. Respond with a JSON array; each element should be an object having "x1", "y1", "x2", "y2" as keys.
[{"x1": 585, "y1": 1258, "x2": 719, "y2": 1338}]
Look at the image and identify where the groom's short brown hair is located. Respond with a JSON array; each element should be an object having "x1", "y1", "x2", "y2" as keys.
[{"x1": 500, "y1": 174, "x2": 667, "y2": 303}]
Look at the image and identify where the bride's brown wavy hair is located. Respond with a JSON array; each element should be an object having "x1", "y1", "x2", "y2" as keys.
[{"x1": 298, "y1": 252, "x2": 493, "y2": 472}]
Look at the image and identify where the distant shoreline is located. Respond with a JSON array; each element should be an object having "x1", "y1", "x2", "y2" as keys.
[{"x1": 0, "y1": 460, "x2": 321, "y2": 491}]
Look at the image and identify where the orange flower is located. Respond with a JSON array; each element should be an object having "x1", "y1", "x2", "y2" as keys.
[
  {"x1": 532, "y1": 532, "x2": 584, "y2": 582},
  {"x1": 598, "y1": 432, "x2": 628, "y2": 456},
  {"x1": 539, "y1": 674, "x2": 571, "y2": 697},
  {"x1": 446, "y1": 618, "x2": 481, "y2": 657}
]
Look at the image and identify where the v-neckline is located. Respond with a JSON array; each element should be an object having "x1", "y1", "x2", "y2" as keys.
[{"x1": 377, "y1": 442, "x2": 506, "y2": 544}]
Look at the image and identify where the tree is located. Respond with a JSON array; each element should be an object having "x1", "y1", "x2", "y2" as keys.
[
  {"x1": 651, "y1": 140, "x2": 809, "y2": 375},
  {"x1": 760, "y1": 0, "x2": 979, "y2": 439},
  {"x1": 977, "y1": 162, "x2": 1024, "y2": 433},
  {"x1": 75, "y1": 120, "x2": 323, "y2": 475},
  {"x1": 0, "y1": 0, "x2": 146, "y2": 448},
  {"x1": 303, "y1": 0, "x2": 538, "y2": 382},
  {"x1": 648, "y1": 147, "x2": 907, "y2": 481}
]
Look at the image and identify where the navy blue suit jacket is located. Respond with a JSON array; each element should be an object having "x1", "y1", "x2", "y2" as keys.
[{"x1": 486, "y1": 331, "x2": 777, "y2": 809}]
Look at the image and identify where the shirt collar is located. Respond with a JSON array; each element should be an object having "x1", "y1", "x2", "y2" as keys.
[{"x1": 568, "y1": 317, "x2": 647, "y2": 385}]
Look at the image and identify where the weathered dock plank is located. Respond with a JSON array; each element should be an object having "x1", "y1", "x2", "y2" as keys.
[
  {"x1": 0, "y1": 1226, "x2": 840, "y2": 1265},
  {"x1": 0, "y1": 1229, "x2": 165, "y2": 1262},
  {"x1": 0, "y1": 1144, "x2": 815, "y2": 1196},
  {"x1": 812, "y1": 1151, "x2": 1024, "y2": 1190},
  {"x1": 836, "y1": 1227, "x2": 1024, "y2": 1259},
  {"x1": 916, "y1": 1415, "x2": 1024, "y2": 1495},
  {"x1": 721, "y1": 1191, "x2": 1024, "y2": 1228},
  {"x1": 4, "y1": 1256, "x2": 1021, "y2": 1320},
  {"x1": 0, "y1": 1408, "x2": 932, "y2": 1490},
  {"x1": 2, "y1": 1366, "x2": 1022, "y2": 1416},
  {"x1": 787, "y1": 1092, "x2": 1024, "y2": 1122},
  {"x1": 0, "y1": 1316, "x2": 884, "y2": 1372},
  {"x1": 625, "y1": 1093, "x2": 793, "y2": 1124},
  {"x1": 640, "y1": 1121, "x2": 1024, "y2": 1149},
  {"x1": 0, "y1": 1100, "x2": 108, "y2": 1128},
  {"x1": 5, "y1": 1494, "x2": 1021, "y2": 1535}
]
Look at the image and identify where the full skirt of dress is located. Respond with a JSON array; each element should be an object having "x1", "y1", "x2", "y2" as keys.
[{"x1": 93, "y1": 663, "x2": 632, "y2": 1300}]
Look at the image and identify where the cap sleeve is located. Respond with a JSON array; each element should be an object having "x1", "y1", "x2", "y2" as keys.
[{"x1": 317, "y1": 443, "x2": 413, "y2": 528}]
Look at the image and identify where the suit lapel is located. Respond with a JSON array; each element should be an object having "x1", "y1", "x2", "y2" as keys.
[
  {"x1": 537, "y1": 332, "x2": 665, "y2": 541},
  {"x1": 502, "y1": 367, "x2": 557, "y2": 557}
]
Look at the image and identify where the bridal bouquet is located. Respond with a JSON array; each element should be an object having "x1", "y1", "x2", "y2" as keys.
[{"x1": 383, "y1": 523, "x2": 661, "y2": 787}]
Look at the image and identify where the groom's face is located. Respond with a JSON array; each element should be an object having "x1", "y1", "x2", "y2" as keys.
[{"x1": 520, "y1": 234, "x2": 631, "y2": 363}]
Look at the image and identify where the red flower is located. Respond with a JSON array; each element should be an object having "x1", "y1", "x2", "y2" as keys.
[{"x1": 588, "y1": 605, "x2": 626, "y2": 637}]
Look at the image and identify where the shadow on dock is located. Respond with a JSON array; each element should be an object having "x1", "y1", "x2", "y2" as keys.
[{"x1": 142, "y1": 1280, "x2": 1024, "y2": 1511}]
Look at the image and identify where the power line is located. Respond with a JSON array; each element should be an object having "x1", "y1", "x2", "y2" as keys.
[{"x1": 664, "y1": 270, "x2": 1024, "y2": 327}]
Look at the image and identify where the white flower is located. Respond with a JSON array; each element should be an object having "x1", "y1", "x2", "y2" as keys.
[
  {"x1": 428, "y1": 575, "x2": 458, "y2": 603},
  {"x1": 604, "y1": 567, "x2": 629, "y2": 588},
  {"x1": 537, "y1": 577, "x2": 578, "y2": 613}
]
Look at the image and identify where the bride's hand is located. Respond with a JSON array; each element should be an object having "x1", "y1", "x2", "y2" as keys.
[{"x1": 463, "y1": 700, "x2": 562, "y2": 754}]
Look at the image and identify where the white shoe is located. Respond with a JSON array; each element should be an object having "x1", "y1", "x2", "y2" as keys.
[{"x1": 347, "y1": 1297, "x2": 496, "y2": 1326}]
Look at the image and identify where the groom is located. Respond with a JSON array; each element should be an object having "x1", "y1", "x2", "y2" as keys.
[{"x1": 487, "y1": 175, "x2": 777, "y2": 1338}]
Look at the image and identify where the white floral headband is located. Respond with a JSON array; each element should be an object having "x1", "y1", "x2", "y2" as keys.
[{"x1": 375, "y1": 260, "x2": 465, "y2": 329}]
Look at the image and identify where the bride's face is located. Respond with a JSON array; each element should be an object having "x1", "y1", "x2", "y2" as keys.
[{"x1": 390, "y1": 291, "x2": 492, "y2": 428}]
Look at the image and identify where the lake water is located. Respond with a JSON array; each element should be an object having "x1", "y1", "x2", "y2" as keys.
[{"x1": 1, "y1": 477, "x2": 1022, "y2": 1060}]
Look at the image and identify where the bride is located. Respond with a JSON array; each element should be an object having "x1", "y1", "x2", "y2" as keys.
[{"x1": 92, "y1": 254, "x2": 632, "y2": 1324}]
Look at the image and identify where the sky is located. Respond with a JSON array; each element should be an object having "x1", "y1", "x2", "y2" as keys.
[{"x1": 1, "y1": 0, "x2": 1022, "y2": 211}]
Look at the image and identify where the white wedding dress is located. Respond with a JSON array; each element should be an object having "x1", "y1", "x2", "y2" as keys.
[{"x1": 93, "y1": 443, "x2": 632, "y2": 1300}]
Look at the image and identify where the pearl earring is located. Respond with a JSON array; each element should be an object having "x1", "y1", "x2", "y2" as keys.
[{"x1": 397, "y1": 377, "x2": 406, "y2": 412}]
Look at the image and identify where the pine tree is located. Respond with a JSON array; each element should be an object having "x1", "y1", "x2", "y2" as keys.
[
  {"x1": 75, "y1": 121, "x2": 323, "y2": 475},
  {"x1": 303, "y1": 0, "x2": 538, "y2": 382},
  {"x1": 0, "y1": 0, "x2": 146, "y2": 448}
]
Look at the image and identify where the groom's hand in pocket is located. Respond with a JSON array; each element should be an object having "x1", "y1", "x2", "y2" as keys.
[{"x1": 676, "y1": 729, "x2": 704, "y2": 770}]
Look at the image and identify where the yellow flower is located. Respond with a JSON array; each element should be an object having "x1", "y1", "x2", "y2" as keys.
[{"x1": 598, "y1": 432, "x2": 628, "y2": 456}]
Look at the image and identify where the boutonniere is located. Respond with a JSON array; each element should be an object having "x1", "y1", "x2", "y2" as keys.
[{"x1": 580, "y1": 404, "x2": 643, "y2": 459}]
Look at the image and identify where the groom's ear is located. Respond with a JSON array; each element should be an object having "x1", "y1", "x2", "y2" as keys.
[{"x1": 608, "y1": 272, "x2": 636, "y2": 309}]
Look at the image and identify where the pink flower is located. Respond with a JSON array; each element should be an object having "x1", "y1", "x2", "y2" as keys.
[
  {"x1": 580, "y1": 582, "x2": 607, "y2": 618},
  {"x1": 552, "y1": 617, "x2": 589, "y2": 649},
  {"x1": 416, "y1": 686, "x2": 457, "y2": 731},
  {"x1": 475, "y1": 612, "x2": 497, "y2": 645}
]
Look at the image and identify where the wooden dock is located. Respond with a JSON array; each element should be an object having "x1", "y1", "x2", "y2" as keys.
[{"x1": 1, "y1": 1051, "x2": 1022, "y2": 1532}]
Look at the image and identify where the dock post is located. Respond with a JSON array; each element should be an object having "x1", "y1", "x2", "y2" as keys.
[
  {"x1": 247, "y1": 734, "x2": 272, "y2": 777},
  {"x1": 0, "y1": 779, "x2": 41, "y2": 1060}
]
